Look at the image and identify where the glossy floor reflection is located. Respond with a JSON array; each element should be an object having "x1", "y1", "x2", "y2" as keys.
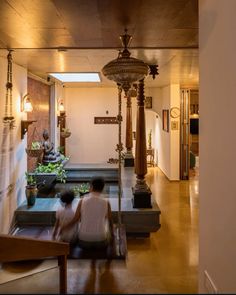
[{"x1": 0, "y1": 167, "x2": 198, "y2": 294}]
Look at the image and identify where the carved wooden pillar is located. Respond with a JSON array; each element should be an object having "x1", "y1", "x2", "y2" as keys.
[
  {"x1": 132, "y1": 79, "x2": 152, "y2": 208},
  {"x1": 124, "y1": 94, "x2": 134, "y2": 167}
]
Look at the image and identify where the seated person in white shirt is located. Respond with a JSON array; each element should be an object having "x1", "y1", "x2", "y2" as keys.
[
  {"x1": 61, "y1": 177, "x2": 114, "y2": 249},
  {"x1": 52, "y1": 190, "x2": 78, "y2": 244}
]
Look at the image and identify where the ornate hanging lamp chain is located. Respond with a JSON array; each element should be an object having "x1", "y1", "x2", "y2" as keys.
[
  {"x1": 8, "y1": 51, "x2": 13, "y2": 117},
  {"x1": 3, "y1": 50, "x2": 15, "y2": 128},
  {"x1": 4, "y1": 86, "x2": 8, "y2": 120},
  {"x1": 116, "y1": 85, "x2": 123, "y2": 226}
]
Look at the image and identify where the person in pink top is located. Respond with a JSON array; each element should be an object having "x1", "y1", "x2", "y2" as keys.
[
  {"x1": 52, "y1": 190, "x2": 78, "y2": 244},
  {"x1": 61, "y1": 177, "x2": 114, "y2": 249}
]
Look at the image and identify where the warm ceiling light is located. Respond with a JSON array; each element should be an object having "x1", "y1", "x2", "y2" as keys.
[
  {"x1": 22, "y1": 94, "x2": 33, "y2": 112},
  {"x1": 49, "y1": 73, "x2": 101, "y2": 82}
]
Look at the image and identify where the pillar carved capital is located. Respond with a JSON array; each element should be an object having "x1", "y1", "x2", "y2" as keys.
[{"x1": 126, "y1": 95, "x2": 132, "y2": 108}]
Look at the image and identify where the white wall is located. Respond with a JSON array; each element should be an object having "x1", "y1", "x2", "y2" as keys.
[
  {"x1": 199, "y1": 0, "x2": 236, "y2": 293},
  {"x1": 159, "y1": 85, "x2": 171, "y2": 177},
  {"x1": 65, "y1": 87, "x2": 126, "y2": 164},
  {"x1": 65, "y1": 85, "x2": 180, "y2": 179},
  {"x1": 145, "y1": 109, "x2": 158, "y2": 154},
  {"x1": 145, "y1": 88, "x2": 162, "y2": 165},
  {"x1": 149, "y1": 85, "x2": 180, "y2": 180},
  {"x1": 170, "y1": 85, "x2": 180, "y2": 180},
  {"x1": 0, "y1": 56, "x2": 27, "y2": 233}
]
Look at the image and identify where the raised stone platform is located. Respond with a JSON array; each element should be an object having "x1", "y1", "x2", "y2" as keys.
[
  {"x1": 12, "y1": 197, "x2": 161, "y2": 235},
  {"x1": 11, "y1": 164, "x2": 161, "y2": 237},
  {"x1": 64, "y1": 163, "x2": 119, "y2": 182}
]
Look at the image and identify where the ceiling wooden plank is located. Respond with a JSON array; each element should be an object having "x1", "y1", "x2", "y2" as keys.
[{"x1": 0, "y1": 0, "x2": 198, "y2": 49}]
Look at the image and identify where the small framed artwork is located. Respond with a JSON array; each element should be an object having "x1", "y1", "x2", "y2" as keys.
[
  {"x1": 171, "y1": 121, "x2": 179, "y2": 130},
  {"x1": 94, "y1": 117, "x2": 118, "y2": 124},
  {"x1": 162, "y1": 109, "x2": 169, "y2": 132},
  {"x1": 145, "y1": 96, "x2": 152, "y2": 109}
]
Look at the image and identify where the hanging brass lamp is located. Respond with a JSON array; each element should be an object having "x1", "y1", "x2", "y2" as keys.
[{"x1": 102, "y1": 30, "x2": 149, "y2": 94}]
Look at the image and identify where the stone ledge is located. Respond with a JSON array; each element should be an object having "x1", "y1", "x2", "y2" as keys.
[{"x1": 13, "y1": 197, "x2": 161, "y2": 235}]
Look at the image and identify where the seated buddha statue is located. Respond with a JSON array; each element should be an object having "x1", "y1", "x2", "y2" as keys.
[{"x1": 42, "y1": 129, "x2": 61, "y2": 164}]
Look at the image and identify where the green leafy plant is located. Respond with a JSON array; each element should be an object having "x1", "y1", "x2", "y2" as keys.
[
  {"x1": 34, "y1": 163, "x2": 67, "y2": 183},
  {"x1": 25, "y1": 172, "x2": 37, "y2": 187},
  {"x1": 60, "y1": 154, "x2": 69, "y2": 162},
  {"x1": 57, "y1": 146, "x2": 65, "y2": 154},
  {"x1": 73, "y1": 186, "x2": 80, "y2": 197},
  {"x1": 73, "y1": 183, "x2": 90, "y2": 196},
  {"x1": 31, "y1": 141, "x2": 42, "y2": 150},
  {"x1": 62, "y1": 128, "x2": 70, "y2": 133}
]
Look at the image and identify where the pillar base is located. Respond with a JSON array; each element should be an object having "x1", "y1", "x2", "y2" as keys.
[
  {"x1": 123, "y1": 151, "x2": 134, "y2": 167},
  {"x1": 132, "y1": 188, "x2": 152, "y2": 208}
]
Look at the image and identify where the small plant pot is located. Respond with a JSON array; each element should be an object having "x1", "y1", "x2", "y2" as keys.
[
  {"x1": 25, "y1": 148, "x2": 43, "y2": 158},
  {"x1": 60, "y1": 131, "x2": 71, "y2": 138},
  {"x1": 28, "y1": 173, "x2": 57, "y2": 194},
  {"x1": 25, "y1": 185, "x2": 38, "y2": 206}
]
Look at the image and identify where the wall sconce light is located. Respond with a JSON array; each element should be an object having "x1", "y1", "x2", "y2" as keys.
[
  {"x1": 22, "y1": 94, "x2": 33, "y2": 112},
  {"x1": 20, "y1": 94, "x2": 35, "y2": 139},
  {"x1": 57, "y1": 100, "x2": 66, "y2": 127},
  {"x1": 59, "y1": 101, "x2": 65, "y2": 113}
]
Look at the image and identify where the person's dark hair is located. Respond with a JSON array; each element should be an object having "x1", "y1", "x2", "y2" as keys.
[
  {"x1": 60, "y1": 190, "x2": 75, "y2": 204},
  {"x1": 90, "y1": 177, "x2": 105, "y2": 192}
]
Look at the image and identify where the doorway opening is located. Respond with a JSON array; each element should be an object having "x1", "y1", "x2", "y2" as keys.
[{"x1": 180, "y1": 89, "x2": 199, "y2": 180}]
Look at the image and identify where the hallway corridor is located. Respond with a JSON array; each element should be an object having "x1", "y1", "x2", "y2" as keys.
[{"x1": 0, "y1": 167, "x2": 198, "y2": 294}]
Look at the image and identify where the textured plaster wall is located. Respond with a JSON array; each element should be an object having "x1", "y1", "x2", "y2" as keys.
[
  {"x1": 27, "y1": 77, "x2": 50, "y2": 171},
  {"x1": 0, "y1": 56, "x2": 27, "y2": 233}
]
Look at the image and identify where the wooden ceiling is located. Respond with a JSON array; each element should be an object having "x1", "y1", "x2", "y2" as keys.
[{"x1": 0, "y1": 0, "x2": 199, "y2": 87}]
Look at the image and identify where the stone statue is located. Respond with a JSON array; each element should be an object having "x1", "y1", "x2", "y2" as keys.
[{"x1": 42, "y1": 129, "x2": 61, "y2": 164}]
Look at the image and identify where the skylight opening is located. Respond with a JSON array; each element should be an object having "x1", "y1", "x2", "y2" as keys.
[{"x1": 48, "y1": 73, "x2": 101, "y2": 82}]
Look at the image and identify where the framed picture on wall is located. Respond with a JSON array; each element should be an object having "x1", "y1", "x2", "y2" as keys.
[
  {"x1": 171, "y1": 121, "x2": 179, "y2": 130},
  {"x1": 162, "y1": 109, "x2": 169, "y2": 132},
  {"x1": 145, "y1": 96, "x2": 152, "y2": 109}
]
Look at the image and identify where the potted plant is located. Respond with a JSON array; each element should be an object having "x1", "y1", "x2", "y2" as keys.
[
  {"x1": 34, "y1": 162, "x2": 67, "y2": 183},
  {"x1": 60, "y1": 128, "x2": 71, "y2": 138},
  {"x1": 25, "y1": 172, "x2": 38, "y2": 206},
  {"x1": 27, "y1": 161, "x2": 67, "y2": 195},
  {"x1": 73, "y1": 183, "x2": 90, "y2": 197},
  {"x1": 26, "y1": 141, "x2": 43, "y2": 158}
]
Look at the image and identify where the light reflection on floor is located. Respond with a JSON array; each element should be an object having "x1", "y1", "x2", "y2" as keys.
[{"x1": 0, "y1": 166, "x2": 199, "y2": 294}]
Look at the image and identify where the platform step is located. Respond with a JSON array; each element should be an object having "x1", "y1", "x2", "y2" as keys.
[
  {"x1": 64, "y1": 163, "x2": 119, "y2": 182},
  {"x1": 69, "y1": 225, "x2": 127, "y2": 260},
  {"x1": 12, "y1": 198, "x2": 161, "y2": 236},
  {"x1": 11, "y1": 223, "x2": 127, "y2": 260}
]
